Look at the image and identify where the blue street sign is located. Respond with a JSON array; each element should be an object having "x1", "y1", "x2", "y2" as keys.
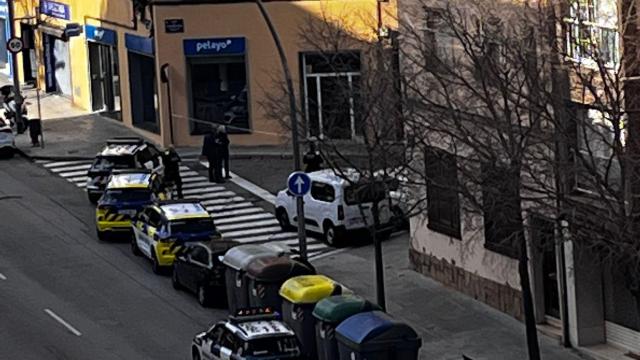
[
  {"x1": 40, "y1": 0, "x2": 70, "y2": 20},
  {"x1": 183, "y1": 37, "x2": 245, "y2": 56},
  {"x1": 287, "y1": 172, "x2": 311, "y2": 197}
]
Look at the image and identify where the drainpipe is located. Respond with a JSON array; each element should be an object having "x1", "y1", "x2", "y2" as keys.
[
  {"x1": 160, "y1": 63, "x2": 174, "y2": 145},
  {"x1": 558, "y1": 218, "x2": 571, "y2": 347}
]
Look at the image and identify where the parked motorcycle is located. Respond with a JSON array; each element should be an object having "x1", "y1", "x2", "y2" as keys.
[{"x1": 0, "y1": 118, "x2": 16, "y2": 158}]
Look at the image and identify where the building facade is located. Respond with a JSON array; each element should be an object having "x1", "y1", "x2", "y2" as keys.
[
  {"x1": 11, "y1": 0, "x2": 395, "y2": 147},
  {"x1": 400, "y1": 0, "x2": 640, "y2": 355}
]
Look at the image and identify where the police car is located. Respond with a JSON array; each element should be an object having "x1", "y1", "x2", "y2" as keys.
[
  {"x1": 192, "y1": 308, "x2": 301, "y2": 360},
  {"x1": 275, "y1": 169, "x2": 393, "y2": 246},
  {"x1": 87, "y1": 137, "x2": 164, "y2": 203},
  {"x1": 132, "y1": 200, "x2": 221, "y2": 274},
  {"x1": 95, "y1": 170, "x2": 169, "y2": 241}
]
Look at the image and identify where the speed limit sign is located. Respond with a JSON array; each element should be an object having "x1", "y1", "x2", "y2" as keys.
[{"x1": 6, "y1": 37, "x2": 23, "y2": 54}]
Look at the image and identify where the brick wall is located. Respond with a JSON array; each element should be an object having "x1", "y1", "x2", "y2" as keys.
[{"x1": 409, "y1": 248, "x2": 524, "y2": 320}]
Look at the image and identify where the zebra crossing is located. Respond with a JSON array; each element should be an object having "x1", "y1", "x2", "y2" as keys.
[{"x1": 36, "y1": 159, "x2": 332, "y2": 259}]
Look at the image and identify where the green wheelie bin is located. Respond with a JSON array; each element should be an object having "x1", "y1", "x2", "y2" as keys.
[
  {"x1": 279, "y1": 275, "x2": 342, "y2": 360},
  {"x1": 312, "y1": 295, "x2": 379, "y2": 360},
  {"x1": 335, "y1": 311, "x2": 422, "y2": 360},
  {"x1": 246, "y1": 255, "x2": 315, "y2": 312},
  {"x1": 221, "y1": 244, "x2": 286, "y2": 314}
]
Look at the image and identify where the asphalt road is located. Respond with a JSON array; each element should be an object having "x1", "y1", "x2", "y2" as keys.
[{"x1": 0, "y1": 158, "x2": 226, "y2": 359}]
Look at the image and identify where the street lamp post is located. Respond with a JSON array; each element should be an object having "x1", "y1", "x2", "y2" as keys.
[
  {"x1": 255, "y1": 0, "x2": 307, "y2": 260},
  {"x1": 7, "y1": 0, "x2": 23, "y2": 125}
]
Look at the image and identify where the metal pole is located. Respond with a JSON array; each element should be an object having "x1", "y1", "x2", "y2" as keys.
[
  {"x1": 255, "y1": 0, "x2": 307, "y2": 260},
  {"x1": 7, "y1": 0, "x2": 23, "y2": 125}
]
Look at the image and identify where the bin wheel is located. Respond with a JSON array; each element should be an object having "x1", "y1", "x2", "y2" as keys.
[
  {"x1": 324, "y1": 222, "x2": 339, "y2": 246},
  {"x1": 198, "y1": 285, "x2": 211, "y2": 307}
]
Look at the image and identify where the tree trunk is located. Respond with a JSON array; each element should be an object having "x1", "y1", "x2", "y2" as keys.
[
  {"x1": 520, "y1": 235, "x2": 541, "y2": 360},
  {"x1": 371, "y1": 199, "x2": 386, "y2": 311}
]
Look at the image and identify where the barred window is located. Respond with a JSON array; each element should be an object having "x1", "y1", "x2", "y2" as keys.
[{"x1": 564, "y1": 0, "x2": 619, "y2": 67}]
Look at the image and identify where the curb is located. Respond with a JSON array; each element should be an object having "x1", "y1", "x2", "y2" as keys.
[{"x1": 15, "y1": 148, "x2": 94, "y2": 162}]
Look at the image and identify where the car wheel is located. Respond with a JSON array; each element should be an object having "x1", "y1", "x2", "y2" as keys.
[
  {"x1": 172, "y1": 266, "x2": 182, "y2": 290},
  {"x1": 131, "y1": 236, "x2": 142, "y2": 256},
  {"x1": 88, "y1": 193, "x2": 100, "y2": 204},
  {"x1": 151, "y1": 251, "x2": 162, "y2": 275},
  {"x1": 96, "y1": 229, "x2": 107, "y2": 241},
  {"x1": 198, "y1": 285, "x2": 211, "y2": 307},
  {"x1": 192, "y1": 347, "x2": 201, "y2": 360},
  {"x1": 276, "y1": 208, "x2": 292, "y2": 231},
  {"x1": 324, "y1": 222, "x2": 339, "y2": 246}
]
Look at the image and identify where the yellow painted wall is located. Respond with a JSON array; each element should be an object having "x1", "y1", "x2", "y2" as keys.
[
  {"x1": 154, "y1": 0, "x2": 397, "y2": 147},
  {"x1": 12, "y1": 0, "x2": 161, "y2": 143}
]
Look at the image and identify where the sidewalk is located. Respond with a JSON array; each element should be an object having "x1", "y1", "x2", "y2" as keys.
[{"x1": 314, "y1": 234, "x2": 586, "y2": 360}]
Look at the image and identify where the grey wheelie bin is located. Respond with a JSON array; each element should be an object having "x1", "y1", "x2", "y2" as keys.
[
  {"x1": 246, "y1": 255, "x2": 315, "y2": 313},
  {"x1": 335, "y1": 311, "x2": 422, "y2": 360},
  {"x1": 221, "y1": 244, "x2": 286, "y2": 314},
  {"x1": 312, "y1": 295, "x2": 379, "y2": 360},
  {"x1": 279, "y1": 275, "x2": 342, "y2": 360}
]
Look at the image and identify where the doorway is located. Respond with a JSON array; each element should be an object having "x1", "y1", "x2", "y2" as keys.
[
  {"x1": 532, "y1": 216, "x2": 560, "y2": 319},
  {"x1": 89, "y1": 42, "x2": 121, "y2": 119},
  {"x1": 128, "y1": 51, "x2": 158, "y2": 133},
  {"x1": 43, "y1": 33, "x2": 71, "y2": 96},
  {"x1": 21, "y1": 25, "x2": 36, "y2": 85}
]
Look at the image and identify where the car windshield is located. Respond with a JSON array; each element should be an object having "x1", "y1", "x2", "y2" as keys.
[
  {"x1": 92, "y1": 155, "x2": 135, "y2": 171},
  {"x1": 102, "y1": 189, "x2": 151, "y2": 203},
  {"x1": 170, "y1": 218, "x2": 216, "y2": 234},
  {"x1": 344, "y1": 182, "x2": 387, "y2": 205},
  {"x1": 245, "y1": 336, "x2": 300, "y2": 356}
]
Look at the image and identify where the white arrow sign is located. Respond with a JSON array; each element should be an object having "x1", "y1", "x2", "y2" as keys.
[{"x1": 294, "y1": 176, "x2": 305, "y2": 194}]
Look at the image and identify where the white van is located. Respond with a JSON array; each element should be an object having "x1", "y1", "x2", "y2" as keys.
[{"x1": 275, "y1": 170, "x2": 393, "y2": 245}]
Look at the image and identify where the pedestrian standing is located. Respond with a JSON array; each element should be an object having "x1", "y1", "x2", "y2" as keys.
[
  {"x1": 202, "y1": 127, "x2": 222, "y2": 183},
  {"x1": 217, "y1": 125, "x2": 231, "y2": 179},
  {"x1": 303, "y1": 142, "x2": 323, "y2": 172},
  {"x1": 162, "y1": 145, "x2": 183, "y2": 198}
]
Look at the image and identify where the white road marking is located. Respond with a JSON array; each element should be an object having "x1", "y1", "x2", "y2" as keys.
[
  {"x1": 182, "y1": 181, "x2": 218, "y2": 189},
  {"x1": 67, "y1": 176, "x2": 89, "y2": 183},
  {"x1": 217, "y1": 219, "x2": 280, "y2": 232},
  {"x1": 207, "y1": 202, "x2": 255, "y2": 213},
  {"x1": 50, "y1": 164, "x2": 91, "y2": 173},
  {"x1": 44, "y1": 309, "x2": 82, "y2": 337},
  {"x1": 221, "y1": 226, "x2": 284, "y2": 238},
  {"x1": 215, "y1": 212, "x2": 274, "y2": 224},
  {"x1": 59, "y1": 170, "x2": 89, "y2": 178},
  {"x1": 181, "y1": 176, "x2": 209, "y2": 183},
  {"x1": 213, "y1": 207, "x2": 264, "y2": 218},
  {"x1": 186, "y1": 191, "x2": 237, "y2": 201},
  {"x1": 181, "y1": 186, "x2": 227, "y2": 195},
  {"x1": 43, "y1": 160, "x2": 89, "y2": 168},
  {"x1": 231, "y1": 232, "x2": 299, "y2": 243},
  {"x1": 0, "y1": 273, "x2": 6, "y2": 280},
  {"x1": 200, "y1": 196, "x2": 246, "y2": 206},
  {"x1": 199, "y1": 161, "x2": 276, "y2": 204},
  {"x1": 179, "y1": 170, "x2": 199, "y2": 177}
]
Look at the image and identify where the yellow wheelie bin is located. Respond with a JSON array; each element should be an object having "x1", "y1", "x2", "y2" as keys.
[{"x1": 279, "y1": 275, "x2": 342, "y2": 360}]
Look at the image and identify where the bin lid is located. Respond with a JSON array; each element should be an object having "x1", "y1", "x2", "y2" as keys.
[
  {"x1": 312, "y1": 295, "x2": 379, "y2": 323},
  {"x1": 246, "y1": 256, "x2": 314, "y2": 282},
  {"x1": 221, "y1": 244, "x2": 285, "y2": 271},
  {"x1": 335, "y1": 311, "x2": 419, "y2": 345},
  {"x1": 279, "y1": 275, "x2": 337, "y2": 304}
]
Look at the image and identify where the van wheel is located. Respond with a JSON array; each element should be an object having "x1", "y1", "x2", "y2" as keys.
[
  {"x1": 131, "y1": 236, "x2": 142, "y2": 256},
  {"x1": 324, "y1": 222, "x2": 340, "y2": 246},
  {"x1": 172, "y1": 266, "x2": 182, "y2": 290},
  {"x1": 151, "y1": 251, "x2": 162, "y2": 275},
  {"x1": 198, "y1": 285, "x2": 211, "y2": 307},
  {"x1": 192, "y1": 347, "x2": 201, "y2": 360},
  {"x1": 276, "y1": 208, "x2": 293, "y2": 231}
]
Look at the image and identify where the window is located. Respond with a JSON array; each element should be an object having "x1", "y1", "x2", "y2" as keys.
[
  {"x1": 128, "y1": 52, "x2": 159, "y2": 133},
  {"x1": 573, "y1": 105, "x2": 622, "y2": 192},
  {"x1": 302, "y1": 52, "x2": 362, "y2": 140},
  {"x1": 344, "y1": 182, "x2": 386, "y2": 205},
  {"x1": 147, "y1": 209, "x2": 162, "y2": 228},
  {"x1": 189, "y1": 246, "x2": 210, "y2": 265},
  {"x1": 310, "y1": 182, "x2": 335, "y2": 202},
  {"x1": 189, "y1": 57, "x2": 248, "y2": 135},
  {"x1": 423, "y1": 7, "x2": 457, "y2": 71},
  {"x1": 564, "y1": 0, "x2": 619, "y2": 67},
  {"x1": 207, "y1": 325, "x2": 224, "y2": 343},
  {"x1": 219, "y1": 330, "x2": 239, "y2": 351},
  {"x1": 481, "y1": 164, "x2": 522, "y2": 259},
  {"x1": 102, "y1": 189, "x2": 151, "y2": 203},
  {"x1": 425, "y1": 148, "x2": 460, "y2": 238},
  {"x1": 171, "y1": 218, "x2": 216, "y2": 234}
]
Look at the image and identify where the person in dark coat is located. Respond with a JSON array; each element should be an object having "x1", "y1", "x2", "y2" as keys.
[
  {"x1": 162, "y1": 145, "x2": 182, "y2": 198},
  {"x1": 303, "y1": 142, "x2": 323, "y2": 172},
  {"x1": 217, "y1": 125, "x2": 231, "y2": 179},
  {"x1": 202, "y1": 127, "x2": 223, "y2": 183}
]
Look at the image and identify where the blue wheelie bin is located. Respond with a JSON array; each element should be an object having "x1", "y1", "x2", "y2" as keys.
[
  {"x1": 335, "y1": 311, "x2": 422, "y2": 360},
  {"x1": 312, "y1": 295, "x2": 379, "y2": 360},
  {"x1": 221, "y1": 244, "x2": 286, "y2": 314}
]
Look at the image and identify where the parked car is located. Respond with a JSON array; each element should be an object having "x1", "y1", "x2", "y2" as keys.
[
  {"x1": 191, "y1": 308, "x2": 301, "y2": 360},
  {"x1": 0, "y1": 122, "x2": 15, "y2": 158},
  {"x1": 87, "y1": 137, "x2": 164, "y2": 203},
  {"x1": 172, "y1": 239, "x2": 239, "y2": 307},
  {"x1": 275, "y1": 170, "x2": 393, "y2": 246}
]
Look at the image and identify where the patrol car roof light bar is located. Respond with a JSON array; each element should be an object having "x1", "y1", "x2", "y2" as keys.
[
  {"x1": 229, "y1": 307, "x2": 279, "y2": 322},
  {"x1": 111, "y1": 169, "x2": 153, "y2": 175},
  {"x1": 107, "y1": 137, "x2": 145, "y2": 145}
]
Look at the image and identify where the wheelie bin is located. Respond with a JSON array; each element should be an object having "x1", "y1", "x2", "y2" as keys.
[
  {"x1": 221, "y1": 244, "x2": 286, "y2": 314},
  {"x1": 335, "y1": 311, "x2": 422, "y2": 360},
  {"x1": 279, "y1": 275, "x2": 342, "y2": 360},
  {"x1": 246, "y1": 255, "x2": 315, "y2": 312},
  {"x1": 312, "y1": 295, "x2": 380, "y2": 360}
]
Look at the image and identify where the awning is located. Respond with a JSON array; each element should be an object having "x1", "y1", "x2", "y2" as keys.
[{"x1": 38, "y1": 23, "x2": 65, "y2": 38}]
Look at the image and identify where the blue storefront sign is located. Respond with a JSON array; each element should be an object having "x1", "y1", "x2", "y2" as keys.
[
  {"x1": 0, "y1": 0, "x2": 8, "y2": 18},
  {"x1": 125, "y1": 33, "x2": 154, "y2": 56},
  {"x1": 183, "y1": 37, "x2": 245, "y2": 56},
  {"x1": 85, "y1": 25, "x2": 116, "y2": 46},
  {"x1": 40, "y1": 0, "x2": 70, "y2": 20}
]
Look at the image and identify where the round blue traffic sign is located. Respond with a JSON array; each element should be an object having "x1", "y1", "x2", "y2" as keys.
[{"x1": 287, "y1": 172, "x2": 311, "y2": 196}]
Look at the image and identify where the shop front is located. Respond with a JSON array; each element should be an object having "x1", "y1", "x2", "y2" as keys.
[
  {"x1": 0, "y1": 1, "x2": 10, "y2": 77},
  {"x1": 125, "y1": 33, "x2": 159, "y2": 134},
  {"x1": 85, "y1": 25, "x2": 121, "y2": 119}
]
